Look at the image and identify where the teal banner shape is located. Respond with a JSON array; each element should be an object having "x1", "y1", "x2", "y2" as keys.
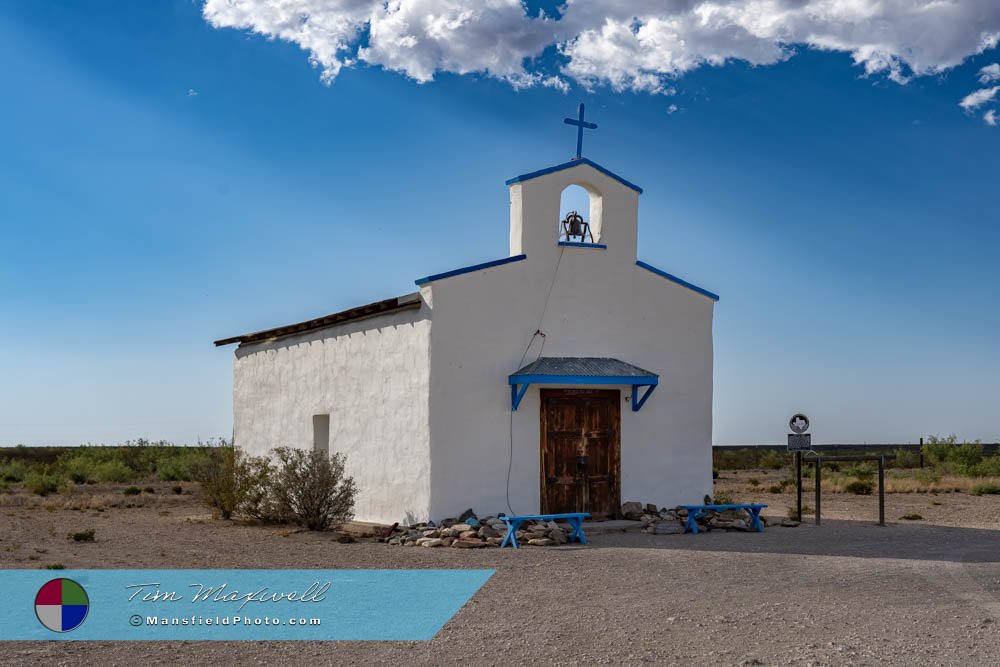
[{"x1": 0, "y1": 569, "x2": 493, "y2": 640}]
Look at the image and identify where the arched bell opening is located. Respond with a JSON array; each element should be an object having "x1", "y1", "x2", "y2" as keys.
[{"x1": 558, "y1": 183, "x2": 603, "y2": 244}]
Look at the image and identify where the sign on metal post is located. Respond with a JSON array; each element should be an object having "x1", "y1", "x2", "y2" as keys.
[
  {"x1": 787, "y1": 413, "x2": 811, "y2": 451},
  {"x1": 787, "y1": 413, "x2": 810, "y2": 521}
]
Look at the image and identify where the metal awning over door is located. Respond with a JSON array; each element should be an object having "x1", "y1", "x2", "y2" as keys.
[{"x1": 508, "y1": 357, "x2": 658, "y2": 412}]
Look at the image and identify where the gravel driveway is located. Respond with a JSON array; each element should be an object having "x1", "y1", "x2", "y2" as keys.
[{"x1": 3, "y1": 490, "x2": 999, "y2": 666}]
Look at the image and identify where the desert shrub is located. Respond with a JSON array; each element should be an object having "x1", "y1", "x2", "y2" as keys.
[
  {"x1": 94, "y1": 460, "x2": 134, "y2": 483},
  {"x1": 194, "y1": 446, "x2": 241, "y2": 520},
  {"x1": 844, "y1": 464, "x2": 875, "y2": 481},
  {"x1": 711, "y1": 490, "x2": 735, "y2": 505},
  {"x1": 844, "y1": 479, "x2": 874, "y2": 495},
  {"x1": 759, "y1": 450, "x2": 789, "y2": 470},
  {"x1": 270, "y1": 447, "x2": 357, "y2": 531},
  {"x1": 914, "y1": 468, "x2": 941, "y2": 484},
  {"x1": 67, "y1": 528, "x2": 95, "y2": 542},
  {"x1": 921, "y1": 435, "x2": 957, "y2": 465},
  {"x1": 921, "y1": 436, "x2": 983, "y2": 470},
  {"x1": 238, "y1": 455, "x2": 279, "y2": 521},
  {"x1": 0, "y1": 459, "x2": 30, "y2": 482},
  {"x1": 826, "y1": 462, "x2": 841, "y2": 473},
  {"x1": 25, "y1": 472, "x2": 60, "y2": 496},
  {"x1": 951, "y1": 443, "x2": 984, "y2": 468},
  {"x1": 962, "y1": 456, "x2": 1000, "y2": 478},
  {"x1": 748, "y1": 478, "x2": 760, "y2": 487},
  {"x1": 171, "y1": 485, "x2": 183, "y2": 495},
  {"x1": 768, "y1": 484, "x2": 784, "y2": 494},
  {"x1": 122, "y1": 486, "x2": 141, "y2": 496},
  {"x1": 970, "y1": 482, "x2": 1000, "y2": 496},
  {"x1": 61, "y1": 456, "x2": 97, "y2": 484},
  {"x1": 893, "y1": 447, "x2": 921, "y2": 468},
  {"x1": 143, "y1": 486, "x2": 155, "y2": 494},
  {"x1": 899, "y1": 513, "x2": 923, "y2": 521}
]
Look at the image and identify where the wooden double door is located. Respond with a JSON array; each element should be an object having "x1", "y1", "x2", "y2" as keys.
[{"x1": 540, "y1": 389, "x2": 621, "y2": 519}]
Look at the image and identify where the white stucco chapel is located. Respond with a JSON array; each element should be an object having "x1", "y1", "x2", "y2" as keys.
[{"x1": 216, "y1": 111, "x2": 719, "y2": 525}]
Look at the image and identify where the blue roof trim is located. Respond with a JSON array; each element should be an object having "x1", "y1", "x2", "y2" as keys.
[
  {"x1": 415, "y1": 254, "x2": 526, "y2": 286},
  {"x1": 505, "y1": 157, "x2": 643, "y2": 194},
  {"x1": 558, "y1": 241, "x2": 607, "y2": 249},
  {"x1": 636, "y1": 260, "x2": 720, "y2": 301}
]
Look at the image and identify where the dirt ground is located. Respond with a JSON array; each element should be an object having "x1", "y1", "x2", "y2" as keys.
[{"x1": 2, "y1": 477, "x2": 1000, "y2": 666}]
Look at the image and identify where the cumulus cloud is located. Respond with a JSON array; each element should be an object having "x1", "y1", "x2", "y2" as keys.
[
  {"x1": 985, "y1": 109, "x2": 998, "y2": 126},
  {"x1": 960, "y1": 86, "x2": 1000, "y2": 111},
  {"x1": 202, "y1": 1, "x2": 1000, "y2": 93},
  {"x1": 980, "y1": 63, "x2": 1000, "y2": 84}
]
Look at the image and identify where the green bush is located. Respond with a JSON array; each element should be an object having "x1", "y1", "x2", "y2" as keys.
[
  {"x1": 270, "y1": 447, "x2": 357, "y2": 531},
  {"x1": 93, "y1": 460, "x2": 134, "y2": 483},
  {"x1": 970, "y1": 483, "x2": 1000, "y2": 496},
  {"x1": 900, "y1": 513, "x2": 923, "y2": 521},
  {"x1": 768, "y1": 484, "x2": 784, "y2": 494},
  {"x1": 748, "y1": 478, "x2": 760, "y2": 487},
  {"x1": 61, "y1": 456, "x2": 97, "y2": 484},
  {"x1": 712, "y1": 490, "x2": 735, "y2": 505},
  {"x1": 892, "y1": 447, "x2": 921, "y2": 468},
  {"x1": 843, "y1": 464, "x2": 875, "y2": 481},
  {"x1": 67, "y1": 528, "x2": 95, "y2": 542},
  {"x1": 921, "y1": 436, "x2": 983, "y2": 470},
  {"x1": 25, "y1": 472, "x2": 60, "y2": 496},
  {"x1": 759, "y1": 450, "x2": 789, "y2": 470},
  {"x1": 0, "y1": 459, "x2": 30, "y2": 482},
  {"x1": 844, "y1": 479, "x2": 874, "y2": 495},
  {"x1": 194, "y1": 446, "x2": 241, "y2": 520},
  {"x1": 171, "y1": 485, "x2": 183, "y2": 495},
  {"x1": 962, "y1": 456, "x2": 1000, "y2": 478},
  {"x1": 123, "y1": 486, "x2": 141, "y2": 496}
]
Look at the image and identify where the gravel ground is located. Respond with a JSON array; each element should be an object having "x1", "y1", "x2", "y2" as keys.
[{"x1": 2, "y1": 484, "x2": 999, "y2": 666}]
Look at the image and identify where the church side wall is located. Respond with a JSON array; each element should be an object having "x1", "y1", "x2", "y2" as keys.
[
  {"x1": 424, "y1": 253, "x2": 714, "y2": 521},
  {"x1": 231, "y1": 305, "x2": 432, "y2": 525}
]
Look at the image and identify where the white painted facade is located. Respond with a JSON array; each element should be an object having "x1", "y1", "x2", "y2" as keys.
[{"x1": 224, "y1": 158, "x2": 717, "y2": 525}]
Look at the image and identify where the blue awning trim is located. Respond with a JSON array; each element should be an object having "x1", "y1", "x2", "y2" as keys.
[
  {"x1": 415, "y1": 254, "x2": 526, "y2": 286},
  {"x1": 505, "y1": 158, "x2": 643, "y2": 194},
  {"x1": 636, "y1": 260, "x2": 720, "y2": 301},
  {"x1": 508, "y1": 357, "x2": 659, "y2": 412}
]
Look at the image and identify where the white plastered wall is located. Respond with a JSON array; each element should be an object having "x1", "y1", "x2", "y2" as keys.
[
  {"x1": 232, "y1": 305, "x2": 433, "y2": 525},
  {"x1": 426, "y1": 161, "x2": 715, "y2": 520}
]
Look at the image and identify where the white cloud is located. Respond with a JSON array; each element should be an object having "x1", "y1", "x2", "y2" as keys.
[
  {"x1": 202, "y1": 1, "x2": 1000, "y2": 94},
  {"x1": 187, "y1": 88, "x2": 199, "y2": 97},
  {"x1": 667, "y1": 103, "x2": 678, "y2": 115},
  {"x1": 960, "y1": 86, "x2": 1000, "y2": 110},
  {"x1": 980, "y1": 63, "x2": 1000, "y2": 84},
  {"x1": 985, "y1": 109, "x2": 998, "y2": 126}
]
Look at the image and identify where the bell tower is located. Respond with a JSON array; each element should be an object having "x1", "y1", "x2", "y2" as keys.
[
  {"x1": 506, "y1": 160, "x2": 641, "y2": 267},
  {"x1": 505, "y1": 104, "x2": 642, "y2": 267}
]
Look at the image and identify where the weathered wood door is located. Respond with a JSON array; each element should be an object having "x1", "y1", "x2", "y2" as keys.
[{"x1": 540, "y1": 389, "x2": 621, "y2": 519}]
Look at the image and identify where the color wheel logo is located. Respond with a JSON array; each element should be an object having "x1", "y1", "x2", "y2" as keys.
[{"x1": 35, "y1": 578, "x2": 89, "y2": 633}]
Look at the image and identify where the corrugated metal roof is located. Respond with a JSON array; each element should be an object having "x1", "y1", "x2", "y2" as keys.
[{"x1": 511, "y1": 357, "x2": 657, "y2": 379}]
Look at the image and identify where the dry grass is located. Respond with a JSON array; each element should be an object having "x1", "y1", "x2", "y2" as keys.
[{"x1": 719, "y1": 468, "x2": 1000, "y2": 495}]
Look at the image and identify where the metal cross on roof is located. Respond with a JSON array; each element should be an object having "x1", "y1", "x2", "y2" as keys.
[{"x1": 563, "y1": 103, "x2": 597, "y2": 159}]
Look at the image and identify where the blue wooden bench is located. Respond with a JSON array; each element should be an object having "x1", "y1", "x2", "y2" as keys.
[
  {"x1": 499, "y1": 513, "x2": 590, "y2": 548},
  {"x1": 679, "y1": 504, "x2": 768, "y2": 534}
]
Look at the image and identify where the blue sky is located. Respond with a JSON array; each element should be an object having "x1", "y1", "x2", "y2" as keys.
[{"x1": 1, "y1": 1, "x2": 998, "y2": 446}]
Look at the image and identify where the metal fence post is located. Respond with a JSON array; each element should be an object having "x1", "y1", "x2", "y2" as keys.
[
  {"x1": 814, "y1": 459, "x2": 821, "y2": 526},
  {"x1": 795, "y1": 451, "x2": 802, "y2": 521},
  {"x1": 878, "y1": 456, "x2": 885, "y2": 526}
]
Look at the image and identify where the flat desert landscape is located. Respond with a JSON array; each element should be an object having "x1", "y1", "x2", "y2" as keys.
[{"x1": 3, "y1": 472, "x2": 999, "y2": 666}]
